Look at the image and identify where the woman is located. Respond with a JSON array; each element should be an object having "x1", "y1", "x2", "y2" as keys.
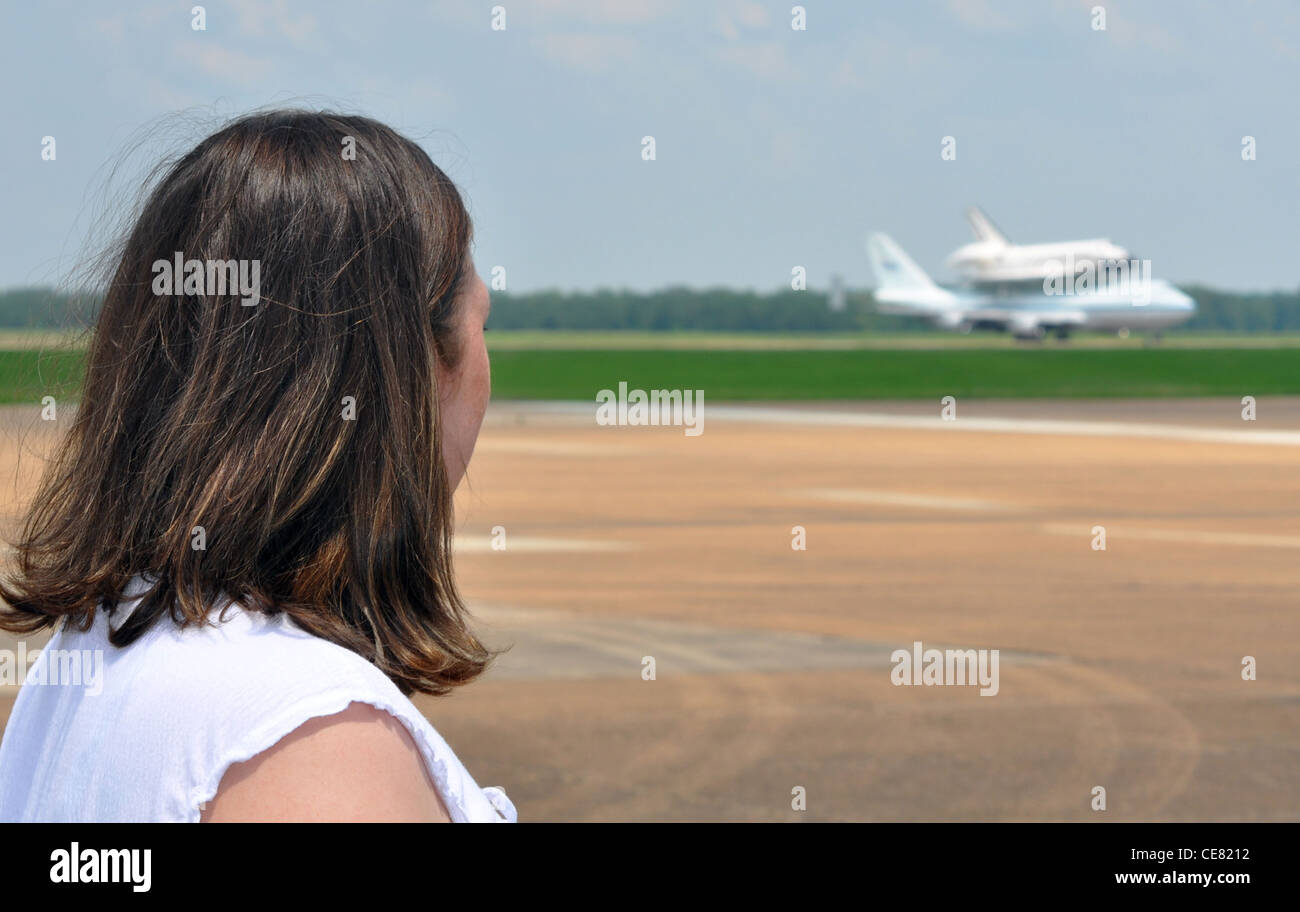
[{"x1": 0, "y1": 110, "x2": 514, "y2": 822}]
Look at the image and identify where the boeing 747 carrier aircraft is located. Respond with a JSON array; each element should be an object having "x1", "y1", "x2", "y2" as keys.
[{"x1": 867, "y1": 232, "x2": 1196, "y2": 340}]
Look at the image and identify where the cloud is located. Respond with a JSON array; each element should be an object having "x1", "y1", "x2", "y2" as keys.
[
  {"x1": 92, "y1": 13, "x2": 127, "y2": 44},
  {"x1": 175, "y1": 40, "x2": 275, "y2": 88},
  {"x1": 831, "y1": 30, "x2": 947, "y2": 92},
  {"x1": 715, "y1": 0, "x2": 771, "y2": 39},
  {"x1": 1057, "y1": 0, "x2": 1182, "y2": 54},
  {"x1": 531, "y1": 0, "x2": 679, "y2": 26},
  {"x1": 709, "y1": 1, "x2": 791, "y2": 82},
  {"x1": 946, "y1": 0, "x2": 1019, "y2": 31},
  {"x1": 228, "y1": 0, "x2": 325, "y2": 49},
  {"x1": 531, "y1": 32, "x2": 642, "y2": 73},
  {"x1": 713, "y1": 42, "x2": 799, "y2": 83}
]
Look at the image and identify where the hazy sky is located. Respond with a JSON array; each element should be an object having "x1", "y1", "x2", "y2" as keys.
[{"x1": 3, "y1": 0, "x2": 1297, "y2": 293}]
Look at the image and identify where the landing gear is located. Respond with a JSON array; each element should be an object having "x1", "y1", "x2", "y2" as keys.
[
  {"x1": 1010, "y1": 319, "x2": 1045, "y2": 341},
  {"x1": 1054, "y1": 326, "x2": 1072, "y2": 341}
]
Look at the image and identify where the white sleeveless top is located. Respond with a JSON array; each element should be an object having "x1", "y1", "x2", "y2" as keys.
[{"x1": 0, "y1": 576, "x2": 516, "y2": 823}]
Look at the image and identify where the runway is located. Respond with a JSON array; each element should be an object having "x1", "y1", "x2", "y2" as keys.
[{"x1": 3, "y1": 398, "x2": 1299, "y2": 820}]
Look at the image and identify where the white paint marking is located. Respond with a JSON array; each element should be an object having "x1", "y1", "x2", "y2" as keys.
[
  {"x1": 481, "y1": 439, "x2": 645, "y2": 456},
  {"x1": 796, "y1": 488, "x2": 1020, "y2": 513},
  {"x1": 1041, "y1": 523, "x2": 1300, "y2": 549},
  {"x1": 455, "y1": 534, "x2": 637, "y2": 554},
  {"x1": 512, "y1": 402, "x2": 1300, "y2": 446}
]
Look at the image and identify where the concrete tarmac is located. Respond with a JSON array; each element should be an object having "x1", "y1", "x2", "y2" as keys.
[{"x1": 3, "y1": 398, "x2": 1298, "y2": 820}]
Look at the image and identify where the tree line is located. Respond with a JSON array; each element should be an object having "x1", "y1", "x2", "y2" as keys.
[{"x1": 2, "y1": 284, "x2": 1297, "y2": 333}]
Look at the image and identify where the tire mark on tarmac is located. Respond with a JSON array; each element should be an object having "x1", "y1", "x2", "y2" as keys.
[
  {"x1": 598, "y1": 669, "x2": 799, "y2": 821},
  {"x1": 996, "y1": 660, "x2": 1201, "y2": 820}
]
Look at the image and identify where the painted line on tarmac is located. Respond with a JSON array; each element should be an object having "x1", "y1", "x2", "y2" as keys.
[
  {"x1": 479, "y1": 439, "x2": 647, "y2": 456},
  {"x1": 1041, "y1": 522, "x2": 1300, "y2": 549},
  {"x1": 512, "y1": 402, "x2": 1300, "y2": 446},
  {"x1": 796, "y1": 488, "x2": 1021, "y2": 513},
  {"x1": 793, "y1": 492, "x2": 1300, "y2": 545},
  {"x1": 456, "y1": 534, "x2": 638, "y2": 554}
]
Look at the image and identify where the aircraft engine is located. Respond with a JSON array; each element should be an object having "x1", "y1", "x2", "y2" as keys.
[
  {"x1": 935, "y1": 311, "x2": 969, "y2": 331},
  {"x1": 1009, "y1": 315, "x2": 1044, "y2": 339}
]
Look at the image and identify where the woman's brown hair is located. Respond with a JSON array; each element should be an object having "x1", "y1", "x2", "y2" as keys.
[{"x1": 0, "y1": 110, "x2": 493, "y2": 695}]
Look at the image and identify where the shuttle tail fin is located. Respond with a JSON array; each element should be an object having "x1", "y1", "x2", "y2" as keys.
[
  {"x1": 966, "y1": 207, "x2": 1009, "y2": 245},
  {"x1": 866, "y1": 233, "x2": 937, "y2": 289}
]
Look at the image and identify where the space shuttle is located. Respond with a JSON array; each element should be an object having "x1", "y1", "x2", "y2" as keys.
[{"x1": 946, "y1": 207, "x2": 1132, "y2": 283}]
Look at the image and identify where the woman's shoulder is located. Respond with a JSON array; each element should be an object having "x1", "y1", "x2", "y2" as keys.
[
  {"x1": 199, "y1": 700, "x2": 455, "y2": 822},
  {"x1": 8, "y1": 583, "x2": 515, "y2": 822},
  {"x1": 112, "y1": 597, "x2": 513, "y2": 822},
  {"x1": 129, "y1": 602, "x2": 425, "y2": 732},
  {"x1": 150, "y1": 599, "x2": 402, "y2": 700},
  {"x1": 90, "y1": 594, "x2": 403, "y2": 729}
]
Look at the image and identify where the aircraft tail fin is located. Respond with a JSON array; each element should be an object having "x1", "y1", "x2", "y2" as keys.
[
  {"x1": 866, "y1": 233, "x2": 937, "y2": 289},
  {"x1": 966, "y1": 207, "x2": 1009, "y2": 245}
]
